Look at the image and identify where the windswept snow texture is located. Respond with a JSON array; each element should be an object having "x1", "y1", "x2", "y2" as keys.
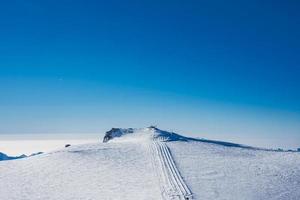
[
  {"x1": 1, "y1": 127, "x2": 300, "y2": 200},
  {"x1": 0, "y1": 141, "x2": 161, "y2": 200},
  {"x1": 168, "y1": 141, "x2": 300, "y2": 200}
]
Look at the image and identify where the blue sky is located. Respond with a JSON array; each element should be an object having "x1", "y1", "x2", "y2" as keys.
[{"x1": 0, "y1": 0, "x2": 299, "y2": 148}]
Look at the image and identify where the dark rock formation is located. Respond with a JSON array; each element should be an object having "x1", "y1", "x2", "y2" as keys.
[{"x1": 103, "y1": 128, "x2": 134, "y2": 143}]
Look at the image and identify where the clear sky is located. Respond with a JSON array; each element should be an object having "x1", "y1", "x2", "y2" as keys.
[{"x1": 0, "y1": 0, "x2": 299, "y2": 148}]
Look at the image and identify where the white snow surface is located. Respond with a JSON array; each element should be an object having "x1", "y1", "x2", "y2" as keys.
[{"x1": 0, "y1": 127, "x2": 300, "y2": 200}]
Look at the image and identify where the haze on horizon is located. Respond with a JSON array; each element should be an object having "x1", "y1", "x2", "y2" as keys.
[{"x1": 0, "y1": 1, "x2": 299, "y2": 150}]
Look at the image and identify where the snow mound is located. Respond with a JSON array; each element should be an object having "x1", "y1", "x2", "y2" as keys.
[{"x1": 103, "y1": 126, "x2": 188, "y2": 143}]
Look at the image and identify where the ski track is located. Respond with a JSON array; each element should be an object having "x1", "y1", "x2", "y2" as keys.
[{"x1": 149, "y1": 137, "x2": 193, "y2": 200}]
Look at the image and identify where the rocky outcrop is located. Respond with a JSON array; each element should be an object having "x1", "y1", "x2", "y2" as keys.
[{"x1": 103, "y1": 128, "x2": 134, "y2": 143}]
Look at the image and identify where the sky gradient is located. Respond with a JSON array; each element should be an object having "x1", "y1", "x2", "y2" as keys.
[{"x1": 0, "y1": 0, "x2": 299, "y2": 149}]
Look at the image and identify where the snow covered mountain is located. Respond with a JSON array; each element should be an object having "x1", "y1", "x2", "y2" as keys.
[
  {"x1": 0, "y1": 127, "x2": 299, "y2": 200},
  {"x1": 0, "y1": 152, "x2": 27, "y2": 161},
  {"x1": 0, "y1": 152, "x2": 43, "y2": 161}
]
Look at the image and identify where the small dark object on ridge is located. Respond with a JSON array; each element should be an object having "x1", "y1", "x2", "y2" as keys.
[
  {"x1": 297, "y1": 148, "x2": 300, "y2": 152},
  {"x1": 65, "y1": 144, "x2": 71, "y2": 148}
]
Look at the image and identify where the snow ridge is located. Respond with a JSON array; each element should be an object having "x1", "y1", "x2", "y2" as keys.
[{"x1": 103, "y1": 127, "x2": 188, "y2": 143}]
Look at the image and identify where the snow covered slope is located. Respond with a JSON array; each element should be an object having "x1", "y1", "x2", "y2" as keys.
[{"x1": 0, "y1": 127, "x2": 300, "y2": 200}]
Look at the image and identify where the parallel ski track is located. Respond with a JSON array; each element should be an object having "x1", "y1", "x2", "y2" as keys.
[{"x1": 149, "y1": 137, "x2": 193, "y2": 200}]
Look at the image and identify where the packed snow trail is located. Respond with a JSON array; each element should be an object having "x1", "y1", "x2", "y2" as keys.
[{"x1": 150, "y1": 140, "x2": 193, "y2": 200}]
